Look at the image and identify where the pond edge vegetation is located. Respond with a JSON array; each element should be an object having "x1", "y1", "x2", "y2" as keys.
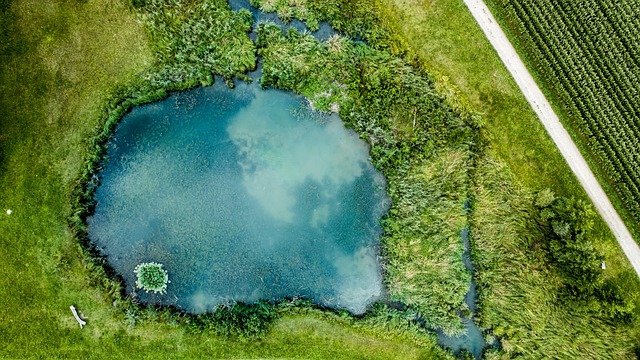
[
  {"x1": 63, "y1": 0, "x2": 640, "y2": 357},
  {"x1": 64, "y1": 0, "x2": 462, "y2": 352}
]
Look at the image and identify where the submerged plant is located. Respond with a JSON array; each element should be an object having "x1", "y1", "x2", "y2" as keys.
[{"x1": 134, "y1": 262, "x2": 170, "y2": 294}]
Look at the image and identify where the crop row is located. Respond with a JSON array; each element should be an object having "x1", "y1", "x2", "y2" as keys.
[{"x1": 493, "y1": 0, "x2": 640, "y2": 221}]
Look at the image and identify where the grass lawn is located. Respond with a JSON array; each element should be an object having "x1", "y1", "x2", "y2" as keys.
[{"x1": 0, "y1": 0, "x2": 448, "y2": 357}]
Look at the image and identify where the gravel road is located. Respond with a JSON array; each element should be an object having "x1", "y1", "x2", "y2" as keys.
[{"x1": 463, "y1": 0, "x2": 640, "y2": 277}]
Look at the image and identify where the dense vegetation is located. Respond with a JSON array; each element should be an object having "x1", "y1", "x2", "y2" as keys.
[
  {"x1": 486, "y1": 0, "x2": 640, "y2": 232},
  {"x1": 135, "y1": 0, "x2": 256, "y2": 87},
  {"x1": 250, "y1": 0, "x2": 395, "y2": 49},
  {"x1": 472, "y1": 157, "x2": 640, "y2": 358}
]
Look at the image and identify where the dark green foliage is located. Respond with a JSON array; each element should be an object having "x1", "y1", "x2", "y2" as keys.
[
  {"x1": 129, "y1": 0, "x2": 146, "y2": 8},
  {"x1": 533, "y1": 191, "x2": 604, "y2": 296},
  {"x1": 595, "y1": 272, "x2": 639, "y2": 322},
  {"x1": 489, "y1": 0, "x2": 640, "y2": 227},
  {"x1": 139, "y1": 0, "x2": 256, "y2": 87},
  {"x1": 382, "y1": 150, "x2": 472, "y2": 336},
  {"x1": 528, "y1": 190, "x2": 637, "y2": 324},
  {"x1": 186, "y1": 301, "x2": 278, "y2": 338}
]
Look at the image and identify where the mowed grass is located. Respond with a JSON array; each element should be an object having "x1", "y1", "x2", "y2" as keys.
[
  {"x1": 0, "y1": 0, "x2": 448, "y2": 358},
  {"x1": 0, "y1": 0, "x2": 152, "y2": 353},
  {"x1": 377, "y1": 0, "x2": 636, "y2": 280}
]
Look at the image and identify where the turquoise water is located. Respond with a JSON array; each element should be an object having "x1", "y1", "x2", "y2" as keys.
[{"x1": 88, "y1": 80, "x2": 389, "y2": 314}]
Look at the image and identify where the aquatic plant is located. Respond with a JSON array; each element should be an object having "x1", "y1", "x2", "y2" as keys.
[
  {"x1": 134, "y1": 262, "x2": 170, "y2": 294},
  {"x1": 136, "y1": 0, "x2": 256, "y2": 88}
]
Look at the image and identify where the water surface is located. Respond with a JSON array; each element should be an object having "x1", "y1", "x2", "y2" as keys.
[{"x1": 88, "y1": 81, "x2": 389, "y2": 314}]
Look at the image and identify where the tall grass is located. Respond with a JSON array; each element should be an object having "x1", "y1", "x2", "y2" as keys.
[
  {"x1": 383, "y1": 149, "x2": 472, "y2": 336},
  {"x1": 471, "y1": 156, "x2": 640, "y2": 358},
  {"x1": 137, "y1": 0, "x2": 256, "y2": 87}
]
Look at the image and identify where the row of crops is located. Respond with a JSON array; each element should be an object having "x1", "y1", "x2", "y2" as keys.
[{"x1": 489, "y1": 0, "x2": 640, "y2": 223}]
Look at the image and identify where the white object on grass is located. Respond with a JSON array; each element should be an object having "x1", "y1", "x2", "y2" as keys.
[
  {"x1": 6, "y1": 209, "x2": 11, "y2": 215},
  {"x1": 70, "y1": 305, "x2": 86, "y2": 328}
]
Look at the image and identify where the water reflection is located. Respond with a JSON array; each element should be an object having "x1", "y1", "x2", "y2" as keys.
[{"x1": 88, "y1": 80, "x2": 389, "y2": 314}]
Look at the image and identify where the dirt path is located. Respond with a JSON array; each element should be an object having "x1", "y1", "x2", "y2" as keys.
[{"x1": 463, "y1": 0, "x2": 640, "y2": 277}]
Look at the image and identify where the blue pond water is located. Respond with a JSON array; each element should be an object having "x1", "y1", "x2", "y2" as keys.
[{"x1": 88, "y1": 80, "x2": 390, "y2": 314}]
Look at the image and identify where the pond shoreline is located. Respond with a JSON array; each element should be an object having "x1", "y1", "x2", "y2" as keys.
[{"x1": 69, "y1": 0, "x2": 492, "y2": 357}]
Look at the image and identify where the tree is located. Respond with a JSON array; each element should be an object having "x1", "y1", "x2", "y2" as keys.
[{"x1": 533, "y1": 191, "x2": 604, "y2": 297}]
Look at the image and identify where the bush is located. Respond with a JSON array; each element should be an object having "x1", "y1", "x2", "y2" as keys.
[
  {"x1": 532, "y1": 191, "x2": 604, "y2": 297},
  {"x1": 595, "y1": 272, "x2": 639, "y2": 323},
  {"x1": 134, "y1": 262, "x2": 169, "y2": 294},
  {"x1": 187, "y1": 301, "x2": 278, "y2": 338}
]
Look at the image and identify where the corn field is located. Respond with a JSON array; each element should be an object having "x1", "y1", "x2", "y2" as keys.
[{"x1": 492, "y1": 0, "x2": 640, "y2": 222}]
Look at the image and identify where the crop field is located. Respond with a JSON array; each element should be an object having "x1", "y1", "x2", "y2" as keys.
[{"x1": 486, "y1": 0, "x2": 640, "y2": 234}]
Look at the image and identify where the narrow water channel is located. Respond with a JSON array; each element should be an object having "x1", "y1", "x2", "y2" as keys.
[{"x1": 435, "y1": 228, "x2": 490, "y2": 359}]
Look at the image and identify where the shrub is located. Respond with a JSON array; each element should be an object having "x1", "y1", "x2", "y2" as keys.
[
  {"x1": 533, "y1": 192, "x2": 604, "y2": 296},
  {"x1": 134, "y1": 262, "x2": 169, "y2": 294}
]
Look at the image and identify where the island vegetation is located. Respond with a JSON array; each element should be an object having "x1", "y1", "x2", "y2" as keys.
[
  {"x1": 1, "y1": 0, "x2": 639, "y2": 358},
  {"x1": 134, "y1": 262, "x2": 170, "y2": 294}
]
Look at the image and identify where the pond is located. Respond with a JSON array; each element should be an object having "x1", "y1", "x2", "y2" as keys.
[{"x1": 88, "y1": 80, "x2": 390, "y2": 314}]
